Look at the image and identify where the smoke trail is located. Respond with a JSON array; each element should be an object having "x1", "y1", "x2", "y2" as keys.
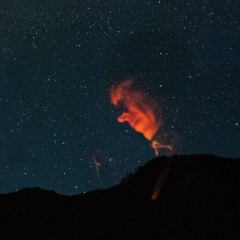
[{"x1": 93, "y1": 156, "x2": 102, "y2": 187}]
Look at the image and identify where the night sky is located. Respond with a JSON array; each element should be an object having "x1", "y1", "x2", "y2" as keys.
[{"x1": 1, "y1": 0, "x2": 239, "y2": 195}]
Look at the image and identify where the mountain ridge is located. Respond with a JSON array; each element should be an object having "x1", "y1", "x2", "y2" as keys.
[{"x1": 0, "y1": 154, "x2": 239, "y2": 239}]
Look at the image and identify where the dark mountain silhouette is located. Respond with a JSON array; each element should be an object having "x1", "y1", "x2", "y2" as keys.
[{"x1": 0, "y1": 154, "x2": 239, "y2": 239}]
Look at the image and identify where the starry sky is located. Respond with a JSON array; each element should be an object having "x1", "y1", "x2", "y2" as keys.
[{"x1": 1, "y1": 0, "x2": 239, "y2": 195}]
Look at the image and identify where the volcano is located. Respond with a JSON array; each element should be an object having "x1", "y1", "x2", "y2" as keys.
[{"x1": 0, "y1": 154, "x2": 239, "y2": 239}]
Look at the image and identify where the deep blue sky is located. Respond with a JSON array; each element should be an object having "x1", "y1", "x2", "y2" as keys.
[{"x1": 0, "y1": 0, "x2": 239, "y2": 195}]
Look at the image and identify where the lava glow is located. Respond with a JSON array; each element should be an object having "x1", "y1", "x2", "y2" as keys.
[
  {"x1": 151, "y1": 158, "x2": 173, "y2": 201},
  {"x1": 151, "y1": 140, "x2": 173, "y2": 156}
]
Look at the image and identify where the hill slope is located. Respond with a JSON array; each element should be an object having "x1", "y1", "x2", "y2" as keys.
[{"x1": 0, "y1": 154, "x2": 239, "y2": 239}]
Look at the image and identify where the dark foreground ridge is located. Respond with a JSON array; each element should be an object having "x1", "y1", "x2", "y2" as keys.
[{"x1": 0, "y1": 154, "x2": 239, "y2": 239}]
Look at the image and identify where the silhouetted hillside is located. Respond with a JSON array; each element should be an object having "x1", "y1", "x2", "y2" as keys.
[{"x1": 0, "y1": 154, "x2": 239, "y2": 239}]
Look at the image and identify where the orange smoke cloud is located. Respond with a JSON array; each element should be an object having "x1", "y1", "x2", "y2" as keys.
[
  {"x1": 110, "y1": 80, "x2": 174, "y2": 156},
  {"x1": 110, "y1": 80, "x2": 161, "y2": 141}
]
